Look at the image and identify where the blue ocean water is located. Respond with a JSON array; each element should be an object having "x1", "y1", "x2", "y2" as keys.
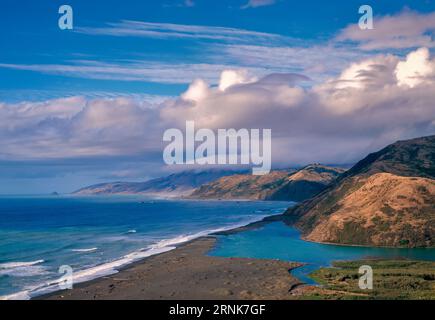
[
  {"x1": 0, "y1": 195, "x2": 292, "y2": 299},
  {"x1": 209, "y1": 222, "x2": 435, "y2": 284}
]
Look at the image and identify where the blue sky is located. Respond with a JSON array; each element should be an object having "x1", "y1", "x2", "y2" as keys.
[
  {"x1": 0, "y1": 0, "x2": 434, "y2": 193},
  {"x1": 1, "y1": 0, "x2": 433, "y2": 101}
]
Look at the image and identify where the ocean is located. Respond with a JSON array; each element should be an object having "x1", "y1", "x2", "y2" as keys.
[{"x1": 0, "y1": 195, "x2": 291, "y2": 299}]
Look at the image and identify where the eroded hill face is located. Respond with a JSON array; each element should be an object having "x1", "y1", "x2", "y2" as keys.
[
  {"x1": 301, "y1": 173, "x2": 435, "y2": 247},
  {"x1": 189, "y1": 170, "x2": 292, "y2": 200},
  {"x1": 285, "y1": 135, "x2": 435, "y2": 248},
  {"x1": 189, "y1": 165, "x2": 345, "y2": 202}
]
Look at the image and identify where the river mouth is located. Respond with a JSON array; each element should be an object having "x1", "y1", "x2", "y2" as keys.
[{"x1": 208, "y1": 221, "x2": 435, "y2": 284}]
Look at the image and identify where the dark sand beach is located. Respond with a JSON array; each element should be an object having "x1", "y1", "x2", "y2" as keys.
[{"x1": 38, "y1": 236, "x2": 303, "y2": 300}]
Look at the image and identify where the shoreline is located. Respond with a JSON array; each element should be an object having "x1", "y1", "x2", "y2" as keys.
[
  {"x1": 37, "y1": 235, "x2": 304, "y2": 300},
  {"x1": 30, "y1": 213, "x2": 293, "y2": 300},
  {"x1": 12, "y1": 210, "x2": 435, "y2": 300}
]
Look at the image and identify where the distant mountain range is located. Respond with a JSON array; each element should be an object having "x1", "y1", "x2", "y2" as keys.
[
  {"x1": 75, "y1": 164, "x2": 345, "y2": 202},
  {"x1": 189, "y1": 164, "x2": 345, "y2": 202},
  {"x1": 74, "y1": 169, "x2": 247, "y2": 197},
  {"x1": 284, "y1": 135, "x2": 435, "y2": 248}
]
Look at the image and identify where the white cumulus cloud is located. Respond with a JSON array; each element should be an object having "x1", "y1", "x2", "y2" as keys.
[
  {"x1": 0, "y1": 48, "x2": 434, "y2": 168},
  {"x1": 395, "y1": 47, "x2": 435, "y2": 88},
  {"x1": 218, "y1": 69, "x2": 257, "y2": 91}
]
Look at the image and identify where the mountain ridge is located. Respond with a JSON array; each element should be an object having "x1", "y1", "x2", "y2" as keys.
[
  {"x1": 284, "y1": 135, "x2": 435, "y2": 248},
  {"x1": 189, "y1": 164, "x2": 345, "y2": 202}
]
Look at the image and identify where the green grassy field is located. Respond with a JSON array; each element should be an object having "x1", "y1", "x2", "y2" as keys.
[{"x1": 305, "y1": 260, "x2": 435, "y2": 300}]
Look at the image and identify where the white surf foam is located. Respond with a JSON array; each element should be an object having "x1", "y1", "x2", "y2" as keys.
[
  {"x1": 71, "y1": 248, "x2": 98, "y2": 253},
  {"x1": 0, "y1": 214, "x2": 271, "y2": 300},
  {"x1": 0, "y1": 260, "x2": 48, "y2": 278},
  {"x1": 0, "y1": 260, "x2": 44, "y2": 269},
  {"x1": 0, "y1": 291, "x2": 31, "y2": 300}
]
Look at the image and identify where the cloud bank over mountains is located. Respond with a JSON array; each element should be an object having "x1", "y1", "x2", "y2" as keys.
[{"x1": 1, "y1": 47, "x2": 434, "y2": 168}]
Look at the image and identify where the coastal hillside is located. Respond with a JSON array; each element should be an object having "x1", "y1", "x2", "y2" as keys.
[
  {"x1": 284, "y1": 135, "x2": 435, "y2": 248},
  {"x1": 189, "y1": 164, "x2": 345, "y2": 202},
  {"x1": 74, "y1": 169, "x2": 246, "y2": 196}
]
